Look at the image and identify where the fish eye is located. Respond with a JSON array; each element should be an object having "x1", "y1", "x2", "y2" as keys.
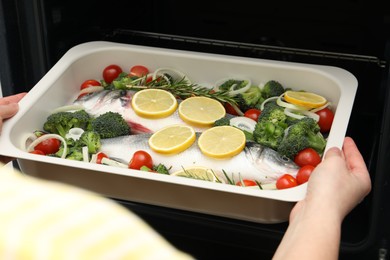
[{"x1": 281, "y1": 155, "x2": 291, "y2": 162}]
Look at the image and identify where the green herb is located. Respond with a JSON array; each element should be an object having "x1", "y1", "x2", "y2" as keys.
[
  {"x1": 255, "y1": 180, "x2": 263, "y2": 190},
  {"x1": 126, "y1": 76, "x2": 238, "y2": 106},
  {"x1": 222, "y1": 169, "x2": 235, "y2": 185}
]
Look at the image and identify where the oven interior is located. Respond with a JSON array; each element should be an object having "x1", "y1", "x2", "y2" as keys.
[{"x1": 1, "y1": 1, "x2": 390, "y2": 259}]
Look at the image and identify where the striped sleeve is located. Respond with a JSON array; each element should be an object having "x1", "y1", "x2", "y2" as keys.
[{"x1": 0, "y1": 164, "x2": 194, "y2": 260}]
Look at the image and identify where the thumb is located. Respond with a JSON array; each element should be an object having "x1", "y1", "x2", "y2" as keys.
[{"x1": 323, "y1": 146, "x2": 342, "y2": 160}]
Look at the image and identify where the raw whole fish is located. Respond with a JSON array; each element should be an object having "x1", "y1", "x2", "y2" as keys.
[
  {"x1": 100, "y1": 134, "x2": 300, "y2": 184},
  {"x1": 73, "y1": 90, "x2": 208, "y2": 134}
]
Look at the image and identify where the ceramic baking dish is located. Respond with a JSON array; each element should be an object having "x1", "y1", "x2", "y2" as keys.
[{"x1": 0, "y1": 41, "x2": 357, "y2": 223}]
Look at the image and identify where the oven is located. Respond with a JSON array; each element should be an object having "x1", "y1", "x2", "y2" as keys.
[{"x1": 1, "y1": 1, "x2": 390, "y2": 259}]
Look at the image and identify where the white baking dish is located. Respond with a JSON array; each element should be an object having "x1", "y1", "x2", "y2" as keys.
[{"x1": 0, "y1": 41, "x2": 357, "y2": 223}]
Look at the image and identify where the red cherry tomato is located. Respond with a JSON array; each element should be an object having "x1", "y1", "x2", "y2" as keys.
[
  {"x1": 29, "y1": 150, "x2": 45, "y2": 155},
  {"x1": 96, "y1": 152, "x2": 108, "y2": 164},
  {"x1": 244, "y1": 108, "x2": 261, "y2": 121},
  {"x1": 102, "y1": 64, "x2": 123, "y2": 83},
  {"x1": 34, "y1": 138, "x2": 61, "y2": 155},
  {"x1": 145, "y1": 76, "x2": 153, "y2": 83},
  {"x1": 236, "y1": 179, "x2": 257, "y2": 187},
  {"x1": 296, "y1": 165, "x2": 315, "y2": 184},
  {"x1": 129, "y1": 65, "x2": 149, "y2": 77},
  {"x1": 315, "y1": 107, "x2": 334, "y2": 133},
  {"x1": 128, "y1": 150, "x2": 153, "y2": 170},
  {"x1": 224, "y1": 103, "x2": 239, "y2": 116},
  {"x1": 294, "y1": 148, "x2": 322, "y2": 167},
  {"x1": 80, "y1": 79, "x2": 101, "y2": 90},
  {"x1": 276, "y1": 174, "x2": 298, "y2": 190}
]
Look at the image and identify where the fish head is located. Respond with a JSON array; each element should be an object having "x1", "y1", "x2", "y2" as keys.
[{"x1": 245, "y1": 141, "x2": 300, "y2": 180}]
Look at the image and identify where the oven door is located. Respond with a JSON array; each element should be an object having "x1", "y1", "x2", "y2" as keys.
[{"x1": 1, "y1": 1, "x2": 390, "y2": 259}]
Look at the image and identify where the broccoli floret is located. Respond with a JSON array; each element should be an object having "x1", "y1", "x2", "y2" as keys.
[
  {"x1": 261, "y1": 80, "x2": 285, "y2": 99},
  {"x1": 253, "y1": 121, "x2": 285, "y2": 150},
  {"x1": 54, "y1": 139, "x2": 83, "y2": 161},
  {"x1": 235, "y1": 86, "x2": 262, "y2": 112},
  {"x1": 257, "y1": 102, "x2": 287, "y2": 126},
  {"x1": 278, "y1": 117, "x2": 326, "y2": 159},
  {"x1": 66, "y1": 148, "x2": 84, "y2": 161},
  {"x1": 218, "y1": 79, "x2": 249, "y2": 92},
  {"x1": 79, "y1": 130, "x2": 101, "y2": 154},
  {"x1": 254, "y1": 96, "x2": 266, "y2": 111},
  {"x1": 91, "y1": 112, "x2": 131, "y2": 139},
  {"x1": 43, "y1": 110, "x2": 92, "y2": 138},
  {"x1": 55, "y1": 131, "x2": 101, "y2": 160},
  {"x1": 252, "y1": 102, "x2": 289, "y2": 149},
  {"x1": 214, "y1": 117, "x2": 230, "y2": 126}
]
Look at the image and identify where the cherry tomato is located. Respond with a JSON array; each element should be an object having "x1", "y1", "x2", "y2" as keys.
[
  {"x1": 80, "y1": 79, "x2": 101, "y2": 90},
  {"x1": 224, "y1": 103, "x2": 239, "y2": 116},
  {"x1": 145, "y1": 75, "x2": 153, "y2": 83},
  {"x1": 29, "y1": 150, "x2": 45, "y2": 155},
  {"x1": 315, "y1": 107, "x2": 334, "y2": 133},
  {"x1": 294, "y1": 148, "x2": 322, "y2": 167},
  {"x1": 128, "y1": 150, "x2": 153, "y2": 170},
  {"x1": 296, "y1": 165, "x2": 315, "y2": 184},
  {"x1": 244, "y1": 108, "x2": 261, "y2": 121},
  {"x1": 102, "y1": 64, "x2": 123, "y2": 83},
  {"x1": 276, "y1": 174, "x2": 298, "y2": 190},
  {"x1": 236, "y1": 179, "x2": 257, "y2": 187},
  {"x1": 34, "y1": 138, "x2": 61, "y2": 155},
  {"x1": 96, "y1": 152, "x2": 108, "y2": 164},
  {"x1": 129, "y1": 65, "x2": 149, "y2": 77}
]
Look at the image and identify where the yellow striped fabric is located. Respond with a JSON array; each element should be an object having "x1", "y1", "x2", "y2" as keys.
[{"x1": 0, "y1": 163, "x2": 194, "y2": 260}]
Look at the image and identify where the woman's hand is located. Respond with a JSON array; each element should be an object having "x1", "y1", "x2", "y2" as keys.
[
  {"x1": 0, "y1": 92, "x2": 27, "y2": 164},
  {"x1": 274, "y1": 137, "x2": 372, "y2": 260},
  {"x1": 291, "y1": 137, "x2": 372, "y2": 223}
]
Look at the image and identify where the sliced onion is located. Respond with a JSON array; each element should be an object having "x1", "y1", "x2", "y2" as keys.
[
  {"x1": 284, "y1": 108, "x2": 306, "y2": 120},
  {"x1": 284, "y1": 108, "x2": 320, "y2": 122},
  {"x1": 310, "y1": 102, "x2": 331, "y2": 113},
  {"x1": 276, "y1": 94, "x2": 311, "y2": 111},
  {"x1": 82, "y1": 146, "x2": 89, "y2": 162},
  {"x1": 260, "y1": 96, "x2": 279, "y2": 111},
  {"x1": 230, "y1": 116, "x2": 257, "y2": 133},
  {"x1": 51, "y1": 104, "x2": 86, "y2": 114},
  {"x1": 214, "y1": 78, "x2": 252, "y2": 96},
  {"x1": 26, "y1": 134, "x2": 67, "y2": 159},
  {"x1": 230, "y1": 103, "x2": 244, "y2": 116},
  {"x1": 299, "y1": 109, "x2": 320, "y2": 121},
  {"x1": 22, "y1": 133, "x2": 38, "y2": 151},
  {"x1": 153, "y1": 68, "x2": 191, "y2": 84},
  {"x1": 65, "y1": 127, "x2": 84, "y2": 141},
  {"x1": 78, "y1": 86, "x2": 104, "y2": 96},
  {"x1": 101, "y1": 157, "x2": 128, "y2": 168},
  {"x1": 90, "y1": 153, "x2": 98, "y2": 164}
]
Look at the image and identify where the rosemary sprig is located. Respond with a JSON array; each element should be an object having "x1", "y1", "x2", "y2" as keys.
[{"x1": 127, "y1": 76, "x2": 238, "y2": 105}]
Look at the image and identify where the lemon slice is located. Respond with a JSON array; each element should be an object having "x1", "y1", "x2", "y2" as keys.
[
  {"x1": 132, "y1": 89, "x2": 178, "y2": 118},
  {"x1": 198, "y1": 126, "x2": 246, "y2": 159},
  {"x1": 148, "y1": 124, "x2": 196, "y2": 154},
  {"x1": 178, "y1": 96, "x2": 226, "y2": 127},
  {"x1": 284, "y1": 90, "x2": 327, "y2": 108},
  {"x1": 171, "y1": 166, "x2": 217, "y2": 182}
]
